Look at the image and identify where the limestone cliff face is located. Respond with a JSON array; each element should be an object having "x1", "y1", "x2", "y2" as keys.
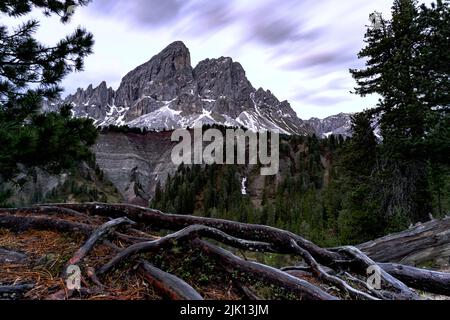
[{"x1": 93, "y1": 131, "x2": 178, "y2": 206}]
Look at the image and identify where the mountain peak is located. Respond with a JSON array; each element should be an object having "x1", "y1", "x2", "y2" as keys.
[
  {"x1": 157, "y1": 40, "x2": 191, "y2": 70},
  {"x1": 61, "y1": 42, "x2": 313, "y2": 136},
  {"x1": 164, "y1": 40, "x2": 188, "y2": 50}
]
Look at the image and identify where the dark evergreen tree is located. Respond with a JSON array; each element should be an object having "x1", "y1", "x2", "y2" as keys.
[
  {"x1": 341, "y1": 112, "x2": 378, "y2": 178},
  {"x1": 0, "y1": 1, "x2": 96, "y2": 182},
  {"x1": 337, "y1": 112, "x2": 383, "y2": 243},
  {"x1": 350, "y1": 0, "x2": 450, "y2": 222}
]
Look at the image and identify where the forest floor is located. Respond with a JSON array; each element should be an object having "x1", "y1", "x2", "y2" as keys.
[
  {"x1": 1, "y1": 204, "x2": 450, "y2": 301},
  {"x1": 0, "y1": 213, "x2": 334, "y2": 300}
]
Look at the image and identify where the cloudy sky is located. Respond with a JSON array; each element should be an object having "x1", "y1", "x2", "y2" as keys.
[{"x1": 10, "y1": 0, "x2": 432, "y2": 119}]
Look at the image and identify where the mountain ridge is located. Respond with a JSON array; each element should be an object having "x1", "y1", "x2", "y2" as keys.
[{"x1": 62, "y1": 41, "x2": 315, "y2": 136}]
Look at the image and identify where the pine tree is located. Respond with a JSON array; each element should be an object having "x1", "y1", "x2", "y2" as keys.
[
  {"x1": 337, "y1": 112, "x2": 384, "y2": 243},
  {"x1": 340, "y1": 112, "x2": 378, "y2": 178},
  {"x1": 350, "y1": 0, "x2": 450, "y2": 222},
  {"x1": 0, "y1": 1, "x2": 96, "y2": 182}
]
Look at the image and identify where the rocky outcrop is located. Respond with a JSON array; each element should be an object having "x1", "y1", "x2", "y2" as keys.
[
  {"x1": 306, "y1": 113, "x2": 353, "y2": 138},
  {"x1": 93, "y1": 131, "x2": 179, "y2": 206},
  {"x1": 61, "y1": 41, "x2": 313, "y2": 136},
  {"x1": 0, "y1": 167, "x2": 68, "y2": 207},
  {"x1": 64, "y1": 81, "x2": 115, "y2": 124},
  {"x1": 116, "y1": 41, "x2": 196, "y2": 121},
  {"x1": 305, "y1": 113, "x2": 383, "y2": 139}
]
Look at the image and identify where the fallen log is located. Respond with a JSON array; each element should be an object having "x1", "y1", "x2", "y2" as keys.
[
  {"x1": 138, "y1": 261, "x2": 204, "y2": 300},
  {"x1": 0, "y1": 214, "x2": 93, "y2": 235},
  {"x1": 358, "y1": 217, "x2": 450, "y2": 264},
  {"x1": 379, "y1": 263, "x2": 450, "y2": 296}
]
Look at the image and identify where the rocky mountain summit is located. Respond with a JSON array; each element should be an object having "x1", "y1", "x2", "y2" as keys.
[
  {"x1": 306, "y1": 113, "x2": 383, "y2": 139},
  {"x1": 63, "y1": 41, "x2": 313, "y2": 136},
  {"x1": 306, "y1": 113, "x2": 353, "y2": 138}
]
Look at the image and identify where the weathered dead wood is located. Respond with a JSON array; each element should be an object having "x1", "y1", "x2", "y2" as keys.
[
  {"x1": 290, "y1": 240, "x2": 378, "y2": 300},
  {"x1": 11, "y1": 202, "x2": 449, "y2": 300},
  {"x1": 0, "y1": 214, "x2": 93, "y2": 235},
  {"x1": 0, "y1": 248, "x2": 28, "y2": 264},
  {"x1": 233, "y1": 282, "x2": 262, "y2": 300},
  {"x1": 379, "y1": 263, "x2": 450, "y2": 296},
  {"x1": 138, "y1": 261, "x2": 203, "y2": 300},
  {"x1": 101, "y1": 240, "x2": 122, "y2": 252},
  {"x1": 33, "y1": 206, "x2": 91, "y2": 220},
  {"x1": 98, "y1": 225, "x2": 275, "y2": 275},
  {"x1": 50, "y1": 203, "x2": 342, "y2": 265},
  {"x1": 358, "y1": 217, "x2": 450, "y2": 264},
  {"x1": 281, "y1": 266, "x2": 312, "y2": 272},
  {"x1": 281, "y1": 265, "x2": 336, "y2": 275},
  {"x1": 191, "y1": 239, "x2": 338, "y2": 300},
  {"x1": 97, "y1": 225, "x2": 337, "y2": 300},
  {"x1": 63, "y1": 217, "x2": 135, "y2": 276},
  {"x1": 284, "y1": 269, "x2": 315, "y2": 280},
  {"x1": 86, "y1": 267, "x2": 105, "y2": 288},
  {"x1": 336, "y1": 246, "x2": 420, "y2": 300},
  {"x1": 128, "y1": 228, "x2": 159, "y2": 240},
  {"x1": 342, "y1": 272, "x2": 388, "y2": 300},
  {"x1": 114, "y1": 232, "x2": 158, "y2": 244}
]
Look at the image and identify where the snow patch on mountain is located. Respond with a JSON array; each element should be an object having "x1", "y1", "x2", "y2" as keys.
[{"x1": 57, "y1": 41, "x2": 313, "y2": 136}]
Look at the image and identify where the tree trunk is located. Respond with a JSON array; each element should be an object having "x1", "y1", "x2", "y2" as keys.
[{"x1": 358, "y1": 217, "x2": 450, "y2": 265}]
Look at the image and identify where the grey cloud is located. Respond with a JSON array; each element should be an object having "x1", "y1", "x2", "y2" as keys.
[
  {"x1": 305, "y1": 95, "x2": 349, "y2": 106},
  {"x1": 292, "y1": 90, "x2": 350, "y2": 107},
  {"x1": 249, "y1": 14, "x2": 301, "y2": 45},
  {"x1": 282, "y1": 50, "x2": 356, "y2": 70},
  {"x1": 244, "y1": 0, "x2": 323, "y2": 46},
  {"x1": 177, "y1": 0, "x2": 233, "y2": 35},
  {"x1": 90, "y1": 0, "x2": 188, "y2": 26}
]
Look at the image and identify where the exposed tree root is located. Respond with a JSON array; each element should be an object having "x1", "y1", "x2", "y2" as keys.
[
  {"x1": 191, "y1": 239, "x2": 338, "y2": 300},
  {"x1": 138, "y1": 261, "x2": 204, "y2": 300},
  {"x1": 335, "y1": 246, "x2": 420, "y2": 299},
  {"x1": 290, "y1": 240, "x2": 379, "y2": 300},
  {"x1": 98, "y1": 225, "x2": 276, "y2": 275},
  {"x1": 0, "y1": 203, "x2": 449, "y2": 300},
  {"x1": 379, "y1": 263, "x2": 450, "y2": 296},
  {"x1": 48, "y1": 203, "x2": 341, "y2": 264},
  {"x1": 62, "y1": 217, "x2": 135, "y2": 276},
  {"x1": 233, "y1": 282, "x2": 262, "y2": 300}
]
